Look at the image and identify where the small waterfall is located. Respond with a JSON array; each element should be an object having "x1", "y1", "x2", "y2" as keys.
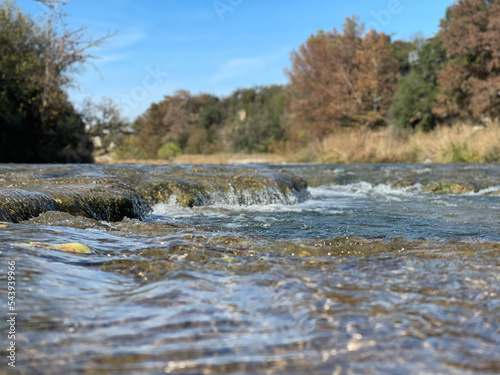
[
  {"x1": 180, "y1": 182, "x2": 310, "y2": 207},
  {"x1": 0, "y1": 189, "x2": 58, "y2": 222},
  {"x1": 141, "y1": 169, "x2": 311, "y2": 207}
]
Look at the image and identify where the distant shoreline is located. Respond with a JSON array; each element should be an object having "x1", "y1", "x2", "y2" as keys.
[{"x1": 101, "y1": 121, "x2": 500, "y2": 165}]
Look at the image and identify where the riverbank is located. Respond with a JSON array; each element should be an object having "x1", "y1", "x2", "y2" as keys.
[{"x1": 102, "y1": 120, "x2": 500, "y2": 165}]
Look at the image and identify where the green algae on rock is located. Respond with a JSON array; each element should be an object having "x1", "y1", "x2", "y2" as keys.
[
  {"x1": 41, "y1": 185, "x2": 145, "y2": 221},
  {"x1": 0, "y1": 189, "x2": 59, "y2": 222},
  {"x1": 135, "y1": 165, "x2": 310, "y2": 207},
  {"x1": 424, "y1": 182, "x2": 476, "y2": 194}
]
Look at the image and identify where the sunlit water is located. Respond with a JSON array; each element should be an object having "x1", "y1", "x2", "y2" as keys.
[{"x1": 1, "y1": 164, "x2": 499, "y2": 374}]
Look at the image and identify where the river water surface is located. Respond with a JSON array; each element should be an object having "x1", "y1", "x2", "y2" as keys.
[{"x1": 1, "y1": 163, "x2": 499, "y2": 374}]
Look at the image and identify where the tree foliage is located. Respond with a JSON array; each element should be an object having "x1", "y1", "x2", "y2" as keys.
[
  {"x1": 0, "y1": 1, "x2": 109, "y2": 162},
  {"x1": 133, "y1": 90, "x2": 217, "y2": 158},
  {"x1": 82, "y1": 98, "x2": 131, "y2": 155},
  {"x1": 436, "y1": 0, "x2": 500, "y2": 121},
  {"x1": 390, "y1": 40, "x2": 416, "y2": 75},
  {"x1": 286, "y1": 19, "x2": 361, "y2": 138},
  {"x1": 19, "y1": 1, "x2": 491, "y2": 161},
  {"x1": 130, "y1": 85, "x2": 287, "y2": 157},
  {"x1": 353, "y1": 29, "x2": 399, "y2": 126},
  {"x1": 286, "y1": 17, "x2": 398, "y2": 138},
  {"x1": 219, "y1": 85, "x2": 287, "y2": 153},
  {"x1": 389, "y1": 37, "x2": 447, "y2": 131}
]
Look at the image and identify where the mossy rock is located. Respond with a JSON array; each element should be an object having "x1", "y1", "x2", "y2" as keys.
[
  {"x1": 424, "y1": 182, "x2": 476, "y2": 194},
  {"x1": 0, "y1": 189, "x2": 58, "y2": 222},
  {"x1": 138, "y1": 180, "x2": 207, "y2": 207},
  {"x1": 0, "y1": 185, "x2": 146, "y2": 222},
  {"x1": 44, "y1": 185, "x2": 145, "y2": 221},
  {"x1": 137, "y1": 167, "x2": 309, "y2": 207}
]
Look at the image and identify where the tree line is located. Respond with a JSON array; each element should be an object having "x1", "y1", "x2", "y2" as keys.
[
  {"x1": 0, "y1": 0, "x2": 498, "y2": 162},
  {"x1": 117, "y1": 85, "x2": 287, "y2": 159},
  {"x1": 0, "y1": 0, "x2": 114, "y2": 162},
  {"x1": 119, "y1": 0, "x2": 499, "y2": 160}
]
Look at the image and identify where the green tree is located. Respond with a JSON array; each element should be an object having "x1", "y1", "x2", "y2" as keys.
[
  {"x1": 133, "y1": 91, "x2": 218, "y2": 157},
  {"x1": 222, "y1": 85, "x2": 287, "y2": 152},
  {"x1": 391, "y1": 40, "x2": 416, "y2": 75},
  {"x1": 0, "y1": 1, "x2": 106, "y2": 162},
  {"x1": 157, "y1": 142, "x2": 181, "y2": 160},
  {"x1": 128, "y1": 85, "x2": 287, "y2": 157},
  {"x1": 389, "y1": 37, "x2": 447, "y2": 131}
]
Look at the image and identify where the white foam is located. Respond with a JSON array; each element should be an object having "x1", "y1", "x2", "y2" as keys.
[
  {"x1": 469, "y1": 186, "x2": 500, "y2": 196},
  {"x1": 151, "y1": 203, "x2": 194, "y2": 217},
  {"x1": 412, "y1": 167, "x2": 432, "y2": 175},
  {"x1": 150, "y1": 181, "x2": 423, "y2": 220},
  {"x1": 309, "y1": 182, "x2": 422, "y2": 198}
]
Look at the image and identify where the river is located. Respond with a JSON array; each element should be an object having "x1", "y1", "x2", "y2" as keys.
[{"x1": 0, "y1": 163, "x2": 499, "y2": 374}]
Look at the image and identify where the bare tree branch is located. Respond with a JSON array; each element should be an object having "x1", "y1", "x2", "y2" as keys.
[
  {"x1": 34, "y1": 0, "x2": 67, "y2": 10},
  {"x1": 34, "y1": 0, "x2": 115, "y2": 125}
]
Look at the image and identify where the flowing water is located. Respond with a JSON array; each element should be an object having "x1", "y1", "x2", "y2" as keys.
[{"x1": 1, "y1": 163, "x2": 499, "y2": 374}]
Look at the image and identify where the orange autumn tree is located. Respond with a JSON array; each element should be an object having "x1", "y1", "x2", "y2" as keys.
[
  {"x1": 353, "y1": 29, "x2": 399, "y2": 127},
  {"x1": 286, "y1": 17, "x2": 398, "y2": 140},
  {"x1": 286, "y1": 17, "x2": 361, "y2": 138},
  {"x1": 436, "y1": 0, "x2": 500, "y2": 121},
  {"x1": 285, "y1": 32, "x2": 344, "y2": 138}
]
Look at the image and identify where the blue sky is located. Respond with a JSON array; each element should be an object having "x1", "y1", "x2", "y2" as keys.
[{"x1": 16, "y1": 0, "x2": 453, "y2": 120}]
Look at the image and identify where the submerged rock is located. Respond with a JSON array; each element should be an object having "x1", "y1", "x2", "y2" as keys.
[
  {"x1": 26, "y1": 241, "x2": 92, "y2": 254},
  {"x1": 24, "y1": 211, "x2": 111, "y2": 230}
]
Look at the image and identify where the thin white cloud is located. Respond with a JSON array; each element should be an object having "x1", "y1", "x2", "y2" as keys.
[
  {"x1": 89, "y1": 29, "x2": 146, "y2": 66},
  {"x1": 106, "y1": 30, "x2": 147, "y2": 50},
  {"x1": 96, "y1": 53, "x2": 130, "y2": 65},
  {"x1": 209, "y1": 49, "x2": 289, "y2": 84}
]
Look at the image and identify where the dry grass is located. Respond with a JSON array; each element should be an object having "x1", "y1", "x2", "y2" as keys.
[
  {"x1": 99, "y1": 153, "x2": 288, "y2": 165},
  {"x1": 307, "y1": 129, "x2": 410, "y2": 163},
  {"x1": 412, "y1": 120, "x2": 500, "y2": 163},
  {"x1": 170, "y1": 153, "x2": 288, "y2": 164},
  {"x1": 298, "y1": 119, "x2": 500, "y2": 164}
]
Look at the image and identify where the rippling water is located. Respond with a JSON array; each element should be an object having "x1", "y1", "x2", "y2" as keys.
[{"x1": 1, "y1": 164, "x2": 500, "y2": 374}]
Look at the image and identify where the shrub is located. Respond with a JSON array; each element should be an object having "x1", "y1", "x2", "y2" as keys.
[
  {"x1": 483, "y1": 146, "x2": 500, "y2": 163},
  {"x1": 157, "y1": 142, "x2": 182, "y2": 160},
  {"x1": 444, "y1": 143, "x2": 478, "y2": 163},
  {"x1": 113, "y1": 136, "x2": 148, "y2": 160}
]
